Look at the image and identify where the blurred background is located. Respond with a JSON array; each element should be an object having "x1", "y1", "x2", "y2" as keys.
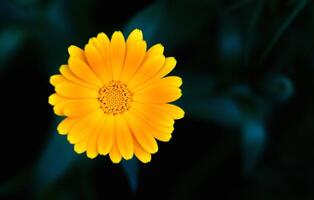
[{"x1": 1, "y1": 0, "x2": 314, "y2": 199}]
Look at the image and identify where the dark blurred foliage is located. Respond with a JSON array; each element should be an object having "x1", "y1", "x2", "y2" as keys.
[{"x1": 1, "y1": 0, "x2": 314, "y2": 199}]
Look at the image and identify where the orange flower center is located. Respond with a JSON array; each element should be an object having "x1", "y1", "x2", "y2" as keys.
[{"x1": 98, "y1": 81, "x2": 132, "y2": 115}]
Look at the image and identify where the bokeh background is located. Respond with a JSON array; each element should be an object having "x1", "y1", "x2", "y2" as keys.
[{"x1": 1, "y1": 0, "x2": 314, "y2": 199}]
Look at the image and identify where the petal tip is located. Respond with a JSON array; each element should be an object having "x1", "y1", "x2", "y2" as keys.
[
  {"x1": 68, "y1": 45, "x2": 78, "y2": 55},
  {"x1": 87, "y1": 152, "x2": 98, "y2": 159},
  {"x1": 74, "y1": 145, "x2": 85, "y2": 154},
  {"x1": 110, "y1": 157, "x2": 122, "y2": 164},
  {"x1": 112, "y1": 31, "x2": 124, "y2": 39},
  {"x1": 48, "y1": 94, "x2": 56, "y2": 105}
]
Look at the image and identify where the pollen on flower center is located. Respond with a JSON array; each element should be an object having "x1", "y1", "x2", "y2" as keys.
[{"x1": 97, "y1": 81, "x2": 132, "y2": 115}]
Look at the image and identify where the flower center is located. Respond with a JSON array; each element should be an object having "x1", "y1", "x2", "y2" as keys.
[{"x1": 98, "y1": 81, "x2": 132, "y2": 115}]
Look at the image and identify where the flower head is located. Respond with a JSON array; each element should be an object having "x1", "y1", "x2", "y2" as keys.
[{"x1": 48, "y1": 29, "x2": 184, "y2": 163}]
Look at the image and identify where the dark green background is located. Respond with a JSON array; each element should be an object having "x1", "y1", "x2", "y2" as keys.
[{"x1": 1, "y1": 0, "x2": 314, "y2": 199}]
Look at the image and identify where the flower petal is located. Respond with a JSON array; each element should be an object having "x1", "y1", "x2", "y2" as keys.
[
  {"x1": 133, "y1": 87, "x2": 182, "y2": 103},
  {"x1": 55, "y1": 83, "x2": 98, "y2": 99},
  {"x1": 134, "y1": 76, "x2": 182, "y2": 94},
  {"x1": 153, "y1": 104, "x2": 185, "y2": 120},
  {"x1": 85, "y1": 43, "x2": 111, "y2": 83},
  {"x1": 128, "y1": 55, "x2": 165, "y2": 89},
  {"x1": 86, "y1": 115, "x2": 105, "y2": 159},
  {"x1": 157, "y1": 57, "x2": 177, "y2": 78},
  {"x1": 132, "y1": 57, "x2": 177, "y2": 91},
  {"x1": 59, "y1": 65, "x2": 98, "y2": 90},
  {"x1": 74, "y1": 137, "x2": 89, "y2": 154},
  {"x1": 93, "y1": 33, "x2": 113, "y2": 81},
  {"x1": 49, "y1": 93, "x2": 68, "y2": 106},
  {"x1": 119, "y1": 40, "x2": 146, "y2": 82},
  {"x1": 67, "y1": 110, "x2": 103, "y2": 144},
  {"x1": 124, "y1": 111, "x2": 158, "y2": 154},
  {"x1": 115, "y1": 115, "x2": 134, "y2": 160},
  {"x1": 98, "y1": 115, "x2": 114, "y2": 155},
  {"x1": 49, "y1": 75, "x2": 67, "y2": 86},
  {"x1": 126, "y1": 29, "x2": 143, "y2": 49},
  {"x1": 109, "y1": 137, "x2": 122, "y2": 163},
  {"x1": 57, "y1": 117, "x2": 80, "y2": 135},
  {"x1": 129, "y1": 108, "x2": 173, "y2": 142},
  {"x1": 130, "y1": 102, "x2": 174, "y2": 127},
  {"x1": 144, "y1": 44, "x2": 164, "y2": 62},
  {"x1": 68, "y1": 45, "x2": 87, "y2": 62},
  {"x1": 110, "y1": 31, "x2": 126, "y2": 80},
  {"x1": 68, "y1": 57, "x2": 103, "y2": 87},
  {"x1": 134, "y1": 138, "x2": 151, "y2": 163},
  {"x1": 93, "y1": 33, "x2": 112, "y2": 81},
  {"x1": 63, "y1": 100, "x2": 100, "y2": 117},
  {"x1": 96, "y1": 32, "x2": 111, "y2": 56},
  {"x1": 53, "y1": 101, "x2": 69, "y2": 116},
  {"x1": 86, "y1": 131, "x2": 100, "y2": 159}
]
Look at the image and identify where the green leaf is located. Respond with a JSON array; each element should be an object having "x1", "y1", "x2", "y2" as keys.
[
  {"x1": 264, "y1": 74, "x2": 294, "y2": 102},
  {"x1": 125, "y1": 0, "x2": 217, "y2": 50},
  {"x1": 219, "y1": 19, "x2": 243, "y2": 62},
  {"x1": 224, "y1": 0, "x2": 253, "y2": 13},
  {"x1": 0, "y1": 27, "x2": 26, "y2": 69},
  {"x1": 244, "y1": 0, "x2": 265, "y2": 65},
  {"x1": 172, "y1": 135, "x2": 236, "y2": 200},
  {"x1": 121, "y1": 157, "x2": 139, "y2": 193},
  {"x1": 259, "y1": 0, "x2": 309, "y2": 66},
  {"x1": 0, "y1": 167, "x2": 32, "y2": 196},
  {"x1": 184, "y1": 97, "x2": 242, "y2": 127},
  {"x1": 34, "y1": 117, "x2": 78, "y2": 194},
  {"x1": 124, "y1": 0, "x2": 166, "y2": 47},
  {"x1": 241, "y1": 119, "x2": 265, "y2": 174}
]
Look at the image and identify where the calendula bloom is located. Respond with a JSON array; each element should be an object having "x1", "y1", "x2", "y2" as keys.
[{"x1": 48, "y1": 29, "x2": 184, "y2": 163}]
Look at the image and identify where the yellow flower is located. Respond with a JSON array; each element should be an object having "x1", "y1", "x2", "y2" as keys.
[{"x1": 48, "y1": 29, "x2": 184, "y2": 163}]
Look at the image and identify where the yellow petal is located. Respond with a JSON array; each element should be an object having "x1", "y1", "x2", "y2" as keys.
[
  {"x1": 94, "y1": 33, "x2": 112, "y2": 79},
  {"x1": 124, "y1": 111, "x2": 158, "y2": 153},
  {"x1": 86, "y1": 115, "x2": 105, "y2": 159},
  {"x1": 134, "y1": 76, "x2": 182, "y2": 94},
  {"x1": 68, "y1": 45, "x2": 87, "y2": 62},
  {"x1": 126, "y1": 29, "x2": 143, "y2": 49},
  {"x1": 93, "y1": 33, "x2": 113, "y2": 81},
  {"x1": 63, "y1": 100, "x2": 100, "y2": 117},
  {"x1": 50, "y1": 75, "x2": 67, "y2": 86},
  {"x1": 54, "y1": 99, "x2": 98, "y2": 116},
  {"x1": 133, "y1": 87, "x2": 182, "y2": 103},
  {"x1": 67, "y1": 110, "x2": 103, "y2": 144},
  {"x1": 49, "y1": 93, "x2": 68, "y2": 106},
  {"x1": 128, "y1": 55, "x2": 165, "y2": 89},
  {"x1": 55, "y1": 83, "x2": 98, "y2": 98},
  {"x1": 68, "y1": 57, "x2": 103, "y2": 87},
  {"x1": 129, "y1": 108, "x2": 173, "y2": 142},
  {"x1": 96, "y1": 32, "x2": 110, "y2": 54},
  {"x1": 57, "y1": 117, "x2": 80, "y2": 135},
  {"x1": 109, "y1": 137, "x2": 122, "y2": 163},
  {"x1": 132, "y1": 57, "x2": 177, "y2": 91},
  {"x1": 116, "y1": 115, "x2": 134, "y2": 160},
  {"x1": 157, "y1": 57, "x2": 177, "y2": 78},
  {"x1": 131, "y1": 102, "x2": 174, "y2": 127},
  {"x1": 74, "y1": 137, "x2": 89, "y2": 154},
  {"x1": 85, "y1": 43, "x2": 111, "y2": 83},
  {"x1": 134, "y1": 138, "x2": 151, "y2": 163},
  {"x1": 110, "y1": 31, "x2": 126, "y2": 80},
  {"x1": 86, "y1": 131, "x2": 99, "y2": 159},
  {"x1": 119, "y1": 40, "x2": 146, "y2": 82},
  {"x1": 59, "y1": 65, "x2": 98, "y2": 90},
  {"x1": 144, "y1": 44, "x2": 164, "y2": 62},
  {"x1": 53, "y1": 101, "x2": 67, "y2": 116},
  {"x1": 153, "y1": 104, "x2": 185, "y2": 120},
  {"x1": 98, "y1": 115, "x2": 114, "y2": 155}
]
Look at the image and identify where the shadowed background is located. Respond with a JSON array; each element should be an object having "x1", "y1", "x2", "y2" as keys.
[{"x1": 1, "y1": 0, "x2": 314, "y2": 199}]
